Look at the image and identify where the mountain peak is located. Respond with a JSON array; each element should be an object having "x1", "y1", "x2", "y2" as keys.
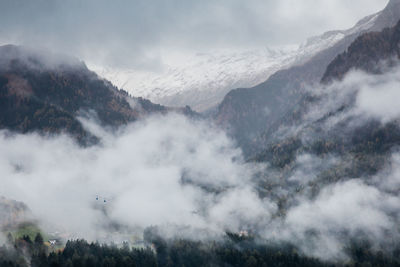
[{"x1": 371, "y1": 0, "x2": 400, "y2": 30}]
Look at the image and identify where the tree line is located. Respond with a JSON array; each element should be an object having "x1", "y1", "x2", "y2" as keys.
[{"x1": 0, "y1": 231, "x2": 399, "y2": 266}]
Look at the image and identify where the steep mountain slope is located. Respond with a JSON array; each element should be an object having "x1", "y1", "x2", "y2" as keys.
[
  {"x1": 215, "y1": 0, "x2": 400, "y2": 158},
  {"x1": 370, "y1": 0, "x2": 400, "y2": 31},
  {"x1": 0, "y1": 45, "x2": 177, "y2": 143}
]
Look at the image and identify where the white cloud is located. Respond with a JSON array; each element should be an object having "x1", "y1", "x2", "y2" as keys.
[
  {"x1": 0, "y1": 114, "x2": 271, "y2": 240},
  {"x1": 355, "y1": 70, "x2": 400, "y2": 122}
]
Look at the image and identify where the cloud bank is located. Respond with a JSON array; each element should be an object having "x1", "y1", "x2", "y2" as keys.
[
  {"x1": 1, "y1": 111, "x2": 400, "y2": 260},
  {"x1": 0, "y1": 0, "x2": 388, "y2": 69},
  {"x1": 0, "y1": 114, "x2": 274, "y2": 240}
]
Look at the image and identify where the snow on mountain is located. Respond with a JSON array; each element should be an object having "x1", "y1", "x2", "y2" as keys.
[
  {"x1": 90, "y1": 12, "x2": 379, "y2": 112},
  {"x1": 90, "y1": 48, "x2": 295, "y2": 112}
]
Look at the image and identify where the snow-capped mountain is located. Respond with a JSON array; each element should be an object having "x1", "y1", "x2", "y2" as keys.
[
  {"x1": 91, "y1": 12, "x2": 379, "y2": 112},
  {"x1": 90, "y1": 47, "x2": 297, "y2": 112}
]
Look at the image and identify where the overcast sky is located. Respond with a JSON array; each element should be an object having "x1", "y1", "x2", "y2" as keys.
[{"x1": 0, "y1": 0, "x2": 389, "y2": 70}]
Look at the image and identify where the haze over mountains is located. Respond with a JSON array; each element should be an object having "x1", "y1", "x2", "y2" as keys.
[
  {"x1": 92, "y1": 10, "x2": 383, "y2": 112},
  {"x1": 2, "y1": 0, "x2": 400, "y2": 266}
]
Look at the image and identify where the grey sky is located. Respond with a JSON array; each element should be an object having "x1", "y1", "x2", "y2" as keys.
[{"x1": 0, "y1": 0, "x2": 389, "y2": 69}]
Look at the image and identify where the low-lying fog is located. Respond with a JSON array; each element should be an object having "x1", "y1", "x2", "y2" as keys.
[{"x1": 2, "y1": 65, "x2": 400, "y2": 261}]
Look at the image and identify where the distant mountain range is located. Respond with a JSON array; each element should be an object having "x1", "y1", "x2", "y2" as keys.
[{"x1": 91, "y1": 12, "x2": 379, "y2": 112}]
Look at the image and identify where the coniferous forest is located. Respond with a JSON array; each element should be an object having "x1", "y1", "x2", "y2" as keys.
[{"x1": 2, "y1": 232, "x2": 400, "y2": 267}]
